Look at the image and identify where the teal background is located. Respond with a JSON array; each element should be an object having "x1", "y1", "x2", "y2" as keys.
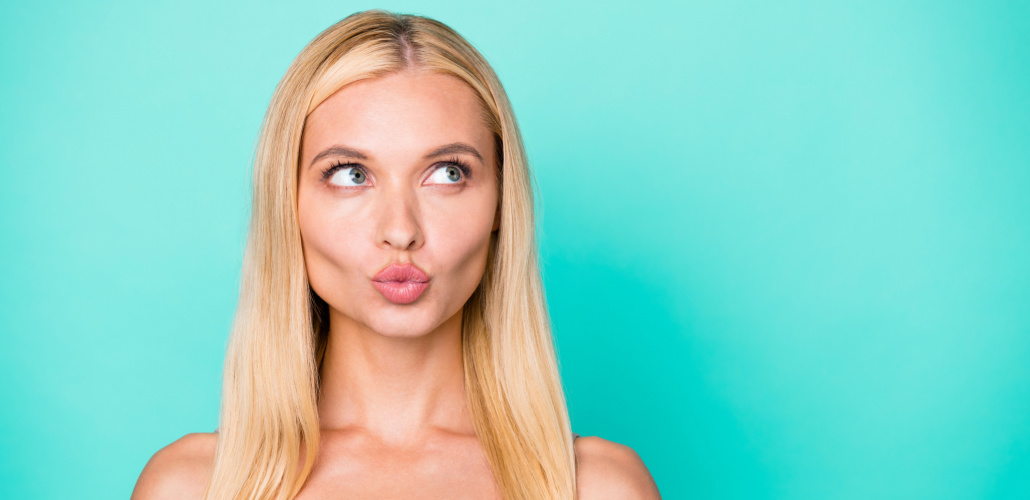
[{"x1": 1, "y1": 0, "x2": 1028, "y2": 498}]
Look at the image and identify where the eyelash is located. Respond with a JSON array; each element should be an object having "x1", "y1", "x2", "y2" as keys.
[{"x1": 319, "y1": 156, "x2": 473, "y2": 185}]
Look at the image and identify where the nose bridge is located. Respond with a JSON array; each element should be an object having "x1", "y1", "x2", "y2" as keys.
[{"x1": 375, "y1": 181, "x2": 423, "y2": 251}]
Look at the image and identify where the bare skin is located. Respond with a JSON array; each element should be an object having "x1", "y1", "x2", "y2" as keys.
[{"x1": 131, "y1": 69, "x2": 661, "y2": 499}]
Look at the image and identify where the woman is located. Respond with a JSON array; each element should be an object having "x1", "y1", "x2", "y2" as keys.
[{"x1": 132, "y1": 9, "x2": 660, "y2": 500}]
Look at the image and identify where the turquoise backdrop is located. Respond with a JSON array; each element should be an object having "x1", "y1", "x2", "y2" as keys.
[{"x1": 2, "y1": 1, "x2": 1028, "y2": 498}]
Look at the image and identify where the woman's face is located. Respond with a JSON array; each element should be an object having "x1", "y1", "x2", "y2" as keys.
[{"x1": 298, "y1": 69, "x2": 500, "y2": 339}]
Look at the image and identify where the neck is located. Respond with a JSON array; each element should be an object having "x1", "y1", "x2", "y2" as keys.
[{"x1": 316, "y1": 306, "x2": 472, "y2": 443}]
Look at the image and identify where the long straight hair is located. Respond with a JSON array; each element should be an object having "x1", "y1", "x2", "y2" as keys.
[{"x1": 204, "y1": 10, "x2": 576, "y2": 500}]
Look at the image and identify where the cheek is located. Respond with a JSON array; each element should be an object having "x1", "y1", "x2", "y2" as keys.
[
  {"x1": 423, "y1": 190, "x2": 497, "y2": 285},
  {"x1": 298, "y1": 192, "x2": 374, "y2": 302},
  {"x1": 297, "y1": 181, "x2": 498, "y2": 321}
]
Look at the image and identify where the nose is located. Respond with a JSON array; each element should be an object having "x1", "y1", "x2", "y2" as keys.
[{"x1": 374, "y1": 188, "x2": 424, "y2": 252}]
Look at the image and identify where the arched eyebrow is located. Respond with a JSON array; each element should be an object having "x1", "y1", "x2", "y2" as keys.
[
  {"x1": 308, "y1": 145, "x2": 368, "y2": 169},
  {"x1": 307, "y1": 142, "x2": 484, "y2": 169},
  {"x1": 423, "y1": 143, "x2": 484, "y2": 162}
]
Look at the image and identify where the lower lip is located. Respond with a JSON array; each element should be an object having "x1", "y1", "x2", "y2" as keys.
[{"x1": 372, "y1": 280, "x2": 429, "y2": 304}]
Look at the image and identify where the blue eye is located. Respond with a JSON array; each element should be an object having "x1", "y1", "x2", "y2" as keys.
[
  {"x1": 324, "y1": 164, "x2": 368, "y2": 187},
  {"x1": 426, "y1": 158, "x2": 473, "y2": 185},
  {"x1": 427, "y1": 165, "x2": 464, "y2": 184},
  {"x1": 319, "y1": 157, "x2": 473, "y2": 189}
]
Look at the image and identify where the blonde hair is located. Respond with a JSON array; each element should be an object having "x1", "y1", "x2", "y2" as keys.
[{"x1": 204, "y1": 9, "x2": 576, "y2": 500}]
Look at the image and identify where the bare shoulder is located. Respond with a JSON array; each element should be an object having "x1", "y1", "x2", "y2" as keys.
[
  {"x1": 131, "y1": 432, "x2": 218, "y2": 500},
  {"x1": 575, "y1": 435, "x2": 661, "y2": 500}
]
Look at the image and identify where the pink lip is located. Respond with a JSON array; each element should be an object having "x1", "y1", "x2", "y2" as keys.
[{"x1": 372, "y1": 263, "x2": 430, "y2": 304}]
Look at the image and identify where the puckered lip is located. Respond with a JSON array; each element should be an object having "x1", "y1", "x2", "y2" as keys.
[{"x1": 372, "y1": 263, "x2": 430, "y2": 283}]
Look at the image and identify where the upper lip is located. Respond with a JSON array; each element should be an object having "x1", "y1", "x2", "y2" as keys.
[{"x1": 373, "y1": 263, "x2": 430, "y2": 283}]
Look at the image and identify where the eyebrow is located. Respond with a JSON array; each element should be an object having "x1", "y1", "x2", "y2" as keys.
[{"x1": 308, "y1": 142, "x2": 484, "y2": 169}]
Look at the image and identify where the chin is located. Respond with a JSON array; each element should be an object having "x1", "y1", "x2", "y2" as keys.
[
  {"x1": 370, "y1": 322, "x2": 432, "y2": 338},
  {"x1": 364, "y1": 307, "x2": 440, "y2": 338}
]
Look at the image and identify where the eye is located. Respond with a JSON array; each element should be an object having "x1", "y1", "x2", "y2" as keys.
[
  {"x1": 325, "y1": 164, "x2": 369, "y2": 187},
  {"x1": 425, "y1": 159, "x2": 472, "y2": 185}
]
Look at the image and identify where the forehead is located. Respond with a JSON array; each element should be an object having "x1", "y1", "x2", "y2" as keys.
[{"x1": 302, "y1": 70, "x2": 491, "y2": 157}]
